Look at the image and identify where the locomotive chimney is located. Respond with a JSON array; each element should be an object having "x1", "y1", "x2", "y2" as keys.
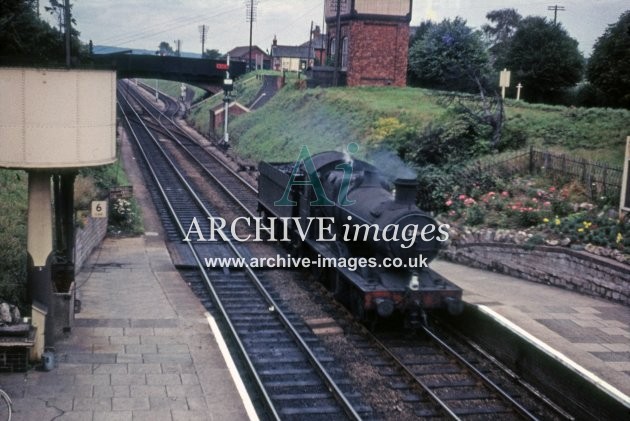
[{"x1": 394, "y1": 178, "x2": 418, "y2": 205}]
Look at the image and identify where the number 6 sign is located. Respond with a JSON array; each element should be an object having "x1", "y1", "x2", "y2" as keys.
[{"x1": 92, "y1": 201, "x2": 108, "y2": 218}]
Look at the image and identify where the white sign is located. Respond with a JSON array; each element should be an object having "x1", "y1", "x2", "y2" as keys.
[
  {"x1": 91, "y1": 201, "x2": 108, "y2": 218},
  {"x1": 499, "y1": 69, "x2": 511, "y2": 88}
]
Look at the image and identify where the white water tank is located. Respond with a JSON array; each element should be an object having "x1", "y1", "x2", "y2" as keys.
[{"x1": 0, "y1": 67, "x2": 117, "y2": 169}]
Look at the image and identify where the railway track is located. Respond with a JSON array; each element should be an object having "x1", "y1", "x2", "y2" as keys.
[
  {"x1": 117, "y1": 83, "x2": 371, "y2": 420},
  {"x1": 127, "y1": 82, "x2": 260, "y2": 214},
  {"x1": 118, "y1": 81, "x2": 573, "y2": 420},
  {"x1": 371, "y1": 325, "x2": 570, "y2": 420}
]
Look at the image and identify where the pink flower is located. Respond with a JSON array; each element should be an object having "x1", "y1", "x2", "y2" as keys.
[
  {"x1": 501, "y1": 191, "x2": 509, "y2": 197},
  {"x1": 543, "y1": 201, "x2": 551, "y2": 207},
  {"x1": 445, "y1": 199, "x2": 453, "y2": 206},
  {"x1": 464, "y1": 198, "x2": 476, "y2": 206},
  {"x1": 488, "y1": 192, "x2": 496, "y2": 196},
  {"x1": 458, "y1": 194, "x2": 467, "y2": 200},
  {"x1": 548, "y1": 187, "x2": 556, "y2": 193},
  {"x1": 448, "y1": 210, "x2": 456, "y2": 216},
  {"x1": 532, "y1": 198, "x2": 538, "y2": 203}
]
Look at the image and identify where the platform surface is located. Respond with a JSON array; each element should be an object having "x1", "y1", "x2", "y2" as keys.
[
  {"x1": 432, "y1": 259, "x2": 630, "y2": 398},
  {"x1": 1, "y1": 236, "x2": 252, "y2": 421},
  {"x1": 0, "y1": 124, "x2": 253, "y2": 420}
]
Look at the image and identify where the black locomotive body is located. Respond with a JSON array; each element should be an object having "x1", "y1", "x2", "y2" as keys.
[{"x1": 258, "y1": 151, "x2": 463, "y2": 325}]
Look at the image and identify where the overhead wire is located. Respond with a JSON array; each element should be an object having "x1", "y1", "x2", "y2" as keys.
[
  {"x1": 91, "y1": 3, "x2": 235, "y2": 45},
  {"x1": 90, "y1": 4, "x2": 242, "y2": 48},
  {"x1": 257, "y1": 2, "x2": 322, "y2": 46}
]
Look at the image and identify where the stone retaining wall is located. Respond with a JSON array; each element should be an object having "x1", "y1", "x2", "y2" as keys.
[
  {"x1": 442, "y1": 243, "x2": 630, "y2": 306},
  {"x1": 74, "y1": 215, "x2": 108, "y2": 274}
]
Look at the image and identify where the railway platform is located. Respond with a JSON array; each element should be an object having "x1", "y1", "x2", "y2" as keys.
[
  {"x1": 432, "y1": 260, "x2": 630, "y2": 401},
  {"x1": 2, "y1": 234, "x2": 254, "y2": 421},
  {"x1": 0, "y1": 130, "x2": 255, "y2": 421}
]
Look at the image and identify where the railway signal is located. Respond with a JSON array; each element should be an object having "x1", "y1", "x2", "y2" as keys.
[{"x1": 223, "y1": 54, "x2": 232, "y2": 144}]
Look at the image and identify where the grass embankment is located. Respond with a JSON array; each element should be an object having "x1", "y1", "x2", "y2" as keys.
[
  {"x1": 220, "y1": 85, "x2": 629, "y2": 165},
  {"x1": 138, "y1": 79, "x2": 207, "y2": 103}
]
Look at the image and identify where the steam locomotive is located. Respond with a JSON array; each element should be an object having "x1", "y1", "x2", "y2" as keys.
[{"x1": 258, "y1": 150, "x2": 463, "y2": 326}]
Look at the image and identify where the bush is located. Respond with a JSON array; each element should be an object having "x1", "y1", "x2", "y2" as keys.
[
  {"x1": 109, "y1": 198, "x2": 143, "y2": 236},
  {"x1": 465, "y1": 205, "x2": 485, "y2": 226},
  {"x1": 0, "y1": 170, "x2": 27, "y2": 311},
  {"x1": 74, "y1": 175, "x2": 98, "y2": 210}
]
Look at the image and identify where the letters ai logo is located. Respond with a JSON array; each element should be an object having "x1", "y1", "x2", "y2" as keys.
[{"x1": 274, "y1": 143, "x2": 359, "y2": 207}]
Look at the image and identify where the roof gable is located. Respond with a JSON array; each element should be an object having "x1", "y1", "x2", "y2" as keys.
[{"x1": 227, "y1": 45, "x2": 270, "y2": 59}]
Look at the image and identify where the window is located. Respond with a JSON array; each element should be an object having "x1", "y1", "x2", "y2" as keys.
[
  {"x1": 341, "y1": 36, "x2": 348, "y2": 70},
  {"x1": 329, "y1": 37, "x2": 336, "y2": 59}
]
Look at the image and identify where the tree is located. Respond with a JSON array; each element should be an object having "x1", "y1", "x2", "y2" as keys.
[
  {"x1": 409, "y1": 20, "x2": 434, "y2": 47},
  {"x1": 204, "y1": 48, "x2": 221, "y2": 59},
  {"x1": 407, "y1": 20, "x2": 435, "y2": 86},
  {"x1": 587, "y1": 10, "x2": 630, "y2": 108},
  {"x1": 0, "y1": 0, "x2": 71, "y2": 63},
  {"x1": 504, "y1": 17, "x2": 584, "y2": 103},
  {"x1": 408, "y1": 17, "x2": 491, "y2": 93},
  {"x1": 157, "y1": 41, "x2": 174, "y2": 56},
  {"x1": 482, "y1": 8, "x2": 522, "y2": 69}
]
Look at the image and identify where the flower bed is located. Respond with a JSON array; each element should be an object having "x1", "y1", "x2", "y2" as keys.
[{"x1": 440, "y1": 176, "x2": 629, "y2": 262}]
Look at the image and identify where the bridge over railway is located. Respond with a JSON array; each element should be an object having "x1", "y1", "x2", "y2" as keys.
[{"x1": 92, "y1": 53, "x2": 247, "y2": 91}]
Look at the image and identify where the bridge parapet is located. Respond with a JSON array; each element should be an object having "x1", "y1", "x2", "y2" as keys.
[{"x1": 93, "y1": 54, "x2": 246, "y2": 85}]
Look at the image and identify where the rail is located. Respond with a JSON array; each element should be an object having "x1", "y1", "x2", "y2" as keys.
[{"x1": 118, "y1": 85, "x2": 362, "y2": 420}]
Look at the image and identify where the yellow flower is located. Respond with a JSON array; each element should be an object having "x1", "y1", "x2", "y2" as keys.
[
  {"x1": 577, "y1": 228, "x2": 584, "y2": 233},
  {"x1": 582, "y1": 221, "x2": 592, "y2": 229},
  {"x1": 617, "y1": 233, "x2": 623, "y2": 244},
  {"x1": 543, "y1": 218, "x2": 549, "y2": 223},
  {"x1": 554, "y1": 218, "x2": 561, "y2": 226}
]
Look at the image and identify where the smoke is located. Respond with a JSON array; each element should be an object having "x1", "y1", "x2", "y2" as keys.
[{"x1": 366, "y1": 148, "x2": 417, "y2": 181}]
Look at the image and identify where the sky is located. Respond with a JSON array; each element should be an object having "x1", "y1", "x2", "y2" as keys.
[{"x1": 44, "y1": 0, "x2": 628, "y2": 57}]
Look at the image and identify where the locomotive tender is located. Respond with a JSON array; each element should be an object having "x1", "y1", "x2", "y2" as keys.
[{"x1": 258, "y1": 150, "x2": 463, "y2": 325}]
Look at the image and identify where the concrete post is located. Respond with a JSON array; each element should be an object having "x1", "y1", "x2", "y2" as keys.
[{"x1": 27, "y1": 171, "x2": 55, "y2": 345}]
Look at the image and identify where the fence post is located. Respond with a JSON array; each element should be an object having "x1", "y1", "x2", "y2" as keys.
[
  {"x1": 581, "y1": 158, "x2": 588, "y2": 184},
  {"x1": 529, "y1": 145, "x2": 534, "y2": 174},
  {"x1": 602, "y1": 163, "x2": 608, "y2": 198}
]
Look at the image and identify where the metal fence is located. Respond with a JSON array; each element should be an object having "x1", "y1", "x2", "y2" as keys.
[{"x1": 463, "y1": 147, "x2": 624, "y2": 202}]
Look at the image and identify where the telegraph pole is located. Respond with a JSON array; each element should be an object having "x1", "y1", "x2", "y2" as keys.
[
  {"x1": 174, "y1": 39, "x2": 182, "y2": 56},
  {"x1": 199, "y1": 24, "x2": 208, "y2": 58},
  {"x1": 547, "y1": 5, "x2": 565, "y2": 24},
  {"x1": 307, "y1": 21, "x2": 313, "y2": 68},
  {"x1": 246, "y1": 0, "x2": 258, "y2": 71},
  {"x1": 64, "y1": 0, "x2": 71, "y2": 67}
]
